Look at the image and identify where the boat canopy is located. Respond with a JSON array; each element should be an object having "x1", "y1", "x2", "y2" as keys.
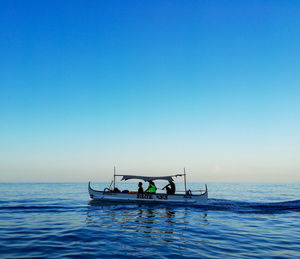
[{"x1": 117, "y1": 174, "x2": 183, "y2": 182}]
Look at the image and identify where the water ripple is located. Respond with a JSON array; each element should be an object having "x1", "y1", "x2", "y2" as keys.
[{"x1": 0, "y1": 183, "x2": 299, "y2": 258}]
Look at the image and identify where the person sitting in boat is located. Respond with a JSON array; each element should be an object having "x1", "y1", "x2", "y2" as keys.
[
  {"x1": 113, "y1": 187, "x2": 121, "y2": 193},
  {"x1": 162, "y1": 180, "x2": 176, "y2": 195},
  {"x1": 145, "y1": 180, "x2": 157, "y2": 193},
  {"x1": 138, "y1": 182, "x2": 143, "y2": 193}
]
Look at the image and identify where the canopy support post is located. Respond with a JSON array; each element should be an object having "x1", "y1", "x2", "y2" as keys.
[
  {"x1": 184, "y1": 168, "x2": 187, "y2": 193},
  {"x1": 113, "y1": 166, "x2": 116, "y2": 190}
]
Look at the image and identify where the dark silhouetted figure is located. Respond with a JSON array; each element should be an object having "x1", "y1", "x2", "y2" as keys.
[
  {"x1": 138, "y1": 182, "x2": 143, "y2": 193},
  {"x1": 163, "y1": 180, "x2": 176, "y2": 195}
]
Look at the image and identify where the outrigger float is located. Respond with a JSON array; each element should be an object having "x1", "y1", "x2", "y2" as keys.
[{"x1": 88, "y1": 168, "x2": 208, "y2": 204}]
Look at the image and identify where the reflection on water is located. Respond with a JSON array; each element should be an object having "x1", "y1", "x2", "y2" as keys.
[
  {"x1": 86, "y1": 201, "x2": 208, "y2": 246},
  {"x1": 1, "y1": 183, "x2": 299, "y2": 258}
]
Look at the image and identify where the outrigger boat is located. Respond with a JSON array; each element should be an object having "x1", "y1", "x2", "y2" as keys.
[{"x1": 88, "y1": 168, "x2": 208, "y2": 204}]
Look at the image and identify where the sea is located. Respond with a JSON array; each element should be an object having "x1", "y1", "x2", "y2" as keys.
[{"x1": 0, "y1": 182, "x2": 299, "y2": 258}]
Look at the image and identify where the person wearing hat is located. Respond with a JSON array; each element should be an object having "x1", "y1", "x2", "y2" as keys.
[{"x1": 162, "y1": 180, "x2": 176, "y2": 195}]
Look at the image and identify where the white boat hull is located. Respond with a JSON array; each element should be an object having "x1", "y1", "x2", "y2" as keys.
[{"x1": 88, "y1": 182, "x2": 208, "y2": 204}]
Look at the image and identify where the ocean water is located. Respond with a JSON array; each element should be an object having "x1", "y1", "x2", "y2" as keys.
[{"x1": 0, "y1": 182, "x2": 299, "y2": 258}]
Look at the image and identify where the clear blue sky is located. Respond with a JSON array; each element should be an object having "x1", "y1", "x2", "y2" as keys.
[{"x1": 1, "y1": 0, "x2": 299, "y2": 182}]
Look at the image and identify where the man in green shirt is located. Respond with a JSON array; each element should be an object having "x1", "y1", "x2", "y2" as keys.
[{"x1": 145, "y1": 180, "x2": 157, "y2": 193}]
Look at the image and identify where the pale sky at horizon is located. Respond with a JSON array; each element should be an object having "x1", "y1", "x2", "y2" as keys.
[{"x1": 1, "y1": 0, "x2": 299, "y2": 182}]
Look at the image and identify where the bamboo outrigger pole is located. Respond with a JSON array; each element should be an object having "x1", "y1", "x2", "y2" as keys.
[
  {"x1": 113, "y1": 166, "x2": 116, "y2": 190},
  {"x1": 184, "y1": 167, "x2": 187, "y2": 193}
]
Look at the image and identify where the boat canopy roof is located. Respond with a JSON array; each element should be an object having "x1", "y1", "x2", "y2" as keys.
[{"x1": 117, "y1": 174, "x2": 183, "y2": 182}]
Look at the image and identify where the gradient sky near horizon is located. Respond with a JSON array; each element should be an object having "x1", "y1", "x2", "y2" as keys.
[{"x1": 1, "y1": 0, "x2": 300, "y2": 182}]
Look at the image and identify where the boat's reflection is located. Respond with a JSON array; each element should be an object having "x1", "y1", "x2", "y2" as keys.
[{"x1": 86, "y1": 200, "x2": 208, "y2": 242}]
